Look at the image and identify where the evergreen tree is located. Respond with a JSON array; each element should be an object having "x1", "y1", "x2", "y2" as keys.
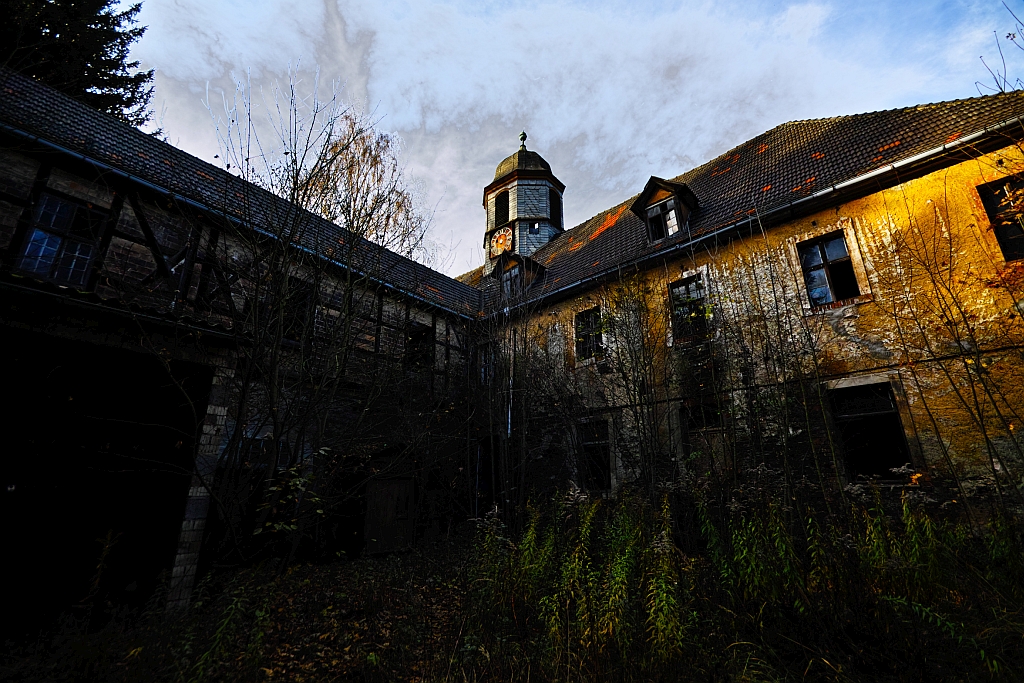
[{"x1": 1, "y1": 0, "x2": 155, "y2": 128}]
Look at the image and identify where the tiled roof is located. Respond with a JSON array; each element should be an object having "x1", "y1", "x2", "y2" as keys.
[
  {"x1": 454, "y1": 265, "x2": 484, "y2": 288},
  {"x1": 0, "y1": 69, "x2": 482, "y2": 318},
  {"x1": 516, "y1": 91, "x2": 1024, "y2": 303}
]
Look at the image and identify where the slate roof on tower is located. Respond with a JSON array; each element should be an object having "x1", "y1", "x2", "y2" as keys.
[
  {"x1": 478, "y1": 91, "x2": 1024, "y2": 305},
  {"x1": 493, "y1": 148, "x2": 553, "y2": 180}
]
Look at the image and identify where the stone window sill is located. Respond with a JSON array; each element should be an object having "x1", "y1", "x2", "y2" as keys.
[{"x1": 805, "y1": 292, "x2": 874, "y2": 314}]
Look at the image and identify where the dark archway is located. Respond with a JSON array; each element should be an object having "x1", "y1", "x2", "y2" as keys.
[{"x1": 1, "y1": 327, "x2": 212, "y2": 639}]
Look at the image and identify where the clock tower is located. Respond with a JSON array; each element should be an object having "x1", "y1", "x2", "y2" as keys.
[{"x1": 482, "y1": 132, "x2": 565, "y2": 276}]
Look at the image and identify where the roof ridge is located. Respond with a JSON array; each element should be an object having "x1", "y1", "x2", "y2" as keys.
[{"x1": 778, "y1": 88, "x2": 1024, "y2": 126}]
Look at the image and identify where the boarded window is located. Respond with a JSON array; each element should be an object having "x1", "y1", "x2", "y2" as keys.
[
  {"x1": 977, "y1": 174, "x2": 1024, "y2": 261},
  {"x1": 579, "y1": 420, "x2": 611, "y2": 490},
  {"x1": 575, "y1": 306, "x2": 603, "y2": 361},
  {"x1": 19, "y1": 192, "x2": 107, "y2": 286},
  {"x1": 669, "y1": 274, "x2": 709, "y2": 346},
  {"x1": 495, "y1": 190, "x2": 510, "y2": 227},
  {"x1": 646, "y1": 199, "x2": 680, "y2": 242},
  {"x1": 797, "y1": 230, "x2": 860, "y2": 306},
  {"x1": 549, "y1": 188, "x2": 562, "y2": 231},
  {"x1": 829, "y1": 383, "x2": 911, "y2": 479}
]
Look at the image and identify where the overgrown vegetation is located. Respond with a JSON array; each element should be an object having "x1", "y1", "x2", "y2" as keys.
[{"x1": 5, "y1": 489, "x2": 1022, "y2": 682}]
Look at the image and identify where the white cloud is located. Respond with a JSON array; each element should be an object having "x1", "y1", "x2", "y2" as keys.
[{"x1": 127, "y1": 0, "x2": 1021, "y2": 274}]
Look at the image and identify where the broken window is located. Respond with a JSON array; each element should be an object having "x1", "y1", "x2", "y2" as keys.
[
  {"x1": 405, "y1": 323, "x2": 434, "y2": 368},
  {"x1": 646, "y1": 199, "x2": 680, "y2": 242},
  {"x1": 976, "y1": 174, "x2": 1024, "y2": 261},
  {"x1": 669, "y1": 274, "x2": 709, "y2": 346},
  {"x1": 575, "y1": 306, "x2": 603, "y2": 361},
  {"x1": 829, "y1": 382, "x2": 911, "y2": 479},
  {"x1": 19, "y1": 192, "x2": 107, "y2": 286},
  {"x1": 494, "y1": 190, "x2": 510, "y2": 227},
  {"x1": 797, "y1": 230, "x2": 860, "y2": 306},
  {"x1": 549, "y1": 188, "x2": 562, "y2": 231},
  {"x1": 579, "y1": 419, "x2": 611, "y2": 490}
]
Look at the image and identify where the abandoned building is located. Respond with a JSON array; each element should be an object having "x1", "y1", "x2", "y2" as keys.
[{"x1": 3, "y1": 64, "x2": 1024, "y2": 633}]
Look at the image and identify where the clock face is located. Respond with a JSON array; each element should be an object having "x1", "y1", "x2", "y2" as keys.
[{"x1": 490, "y1": 226, "x2": 513, "y2": 257}]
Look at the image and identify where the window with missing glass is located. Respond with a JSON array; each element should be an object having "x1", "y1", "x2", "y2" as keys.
[
  {"x1": 669, "y1": 274, "x2": 709, "y2": 346},
  {"x1": 797, "y1": 230, "x2": 860, "y2": 306},
  {"x1": 646, "y1": 199, "x2": 680, "y2": 242},
  {"x1": 976, "y1": 174, "x2": 1024, "y2": 261},
  {"x1": 19, "y1": 192, "x2": 107, "y2": 286},
  {"x1": 829, "y1": 382, "x2": 911, "y2": 479},
  {"x1": 575, "y1": 306, "x2": 603, "y2": 361}
]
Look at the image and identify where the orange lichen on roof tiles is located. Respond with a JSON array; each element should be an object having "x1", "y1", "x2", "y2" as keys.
[
  {"x1": 811, "y1": 151, "x2": 825, "y2": 160},
  {"x1": 711, "y1": 166, "x2": 732, "y2": 177},
  {"x1": 757, "y1": 143, "x2": 769, "y2": 154},
  {"x1": 569, "y1": 241, "x2": 585, "y2": 252},
  {"x1": 196, "y1": 170, "x2": 215, "y2": 181},
  {"x1": 762, "y1": 184, "x2": 772, "y2": 192},
  {"x1": 423, "y1": 284, "x2": 440, "y2": 293},
  {"x1": 592, "y1": 260, "x2": 600, "y2": 267},
  {"x1": 590, "y1": 205, "x2": 626, "y2": 240},
  {"x1": 944, "y1": 131, "x2": 962, "y2": 144},
  {"x1": 878, "y1": 140, "x2": 901, "y2": 152},
  {"x1": 791, "y1": 176, "x2": 817, "y2": 192}
]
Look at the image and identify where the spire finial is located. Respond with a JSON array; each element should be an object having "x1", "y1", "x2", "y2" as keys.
[{"x1": 519, "y1": 130, "x2": 527, "y2": 150}]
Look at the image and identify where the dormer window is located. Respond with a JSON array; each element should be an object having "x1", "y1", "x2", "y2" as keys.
[
  {"x1": 501, "y1": 264, "x2": 522, "y2": 297},
  {"x1": 629, "y1": 177, "x2": 699, "y2": 245},
  {"x1": 647, "y1": 199, "x2": 680, "y2": 241}
]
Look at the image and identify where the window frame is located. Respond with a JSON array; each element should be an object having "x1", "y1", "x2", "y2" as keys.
[
  {"x1": 500, "y1": 263, "x2": 522, "y2": 298},
  {"x1": 668, "y1": 273, "x2": 710, "y2": 348},
  {"x1": 788, "y1": 219, "x2": 871, "y2": 311},
  {"x1": 494, "y1": 189, "x2": 510, "y2": 228},
  {"x1": 578, "y1": 418, "x2": 612, "y2": 491},
  {"x1": 976, "y1": 174, "x2": 1024, "y2": 262},
  {"x1": 826, "y1": 378, "x2": 916, "y2": 482},
  {"x1": 17, "y1": 191, "x2": 109, "y2": 287},
  {"x1": 574, "y1": 306, "x2": 603, "y2": 362},
  {"x1": 645, "y1": 197, "x2": 682, "y2": 242},
  {"x1": 549, "y1": 188, "x2": 562, "y2": 231}
]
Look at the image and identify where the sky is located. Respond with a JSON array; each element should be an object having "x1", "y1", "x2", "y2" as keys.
[{"x1": 126, "y1": 0, "x2": 1024, "y2": 275}]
